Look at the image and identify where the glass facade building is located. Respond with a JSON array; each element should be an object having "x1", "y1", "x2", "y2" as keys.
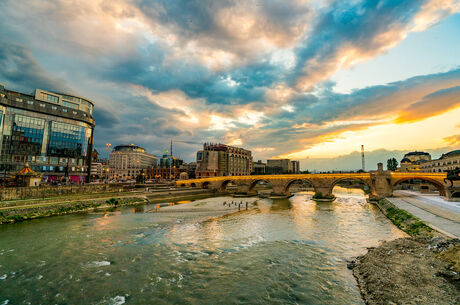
[{"x1": 0, "y1": 84, "x2": 95, "y2": 182}]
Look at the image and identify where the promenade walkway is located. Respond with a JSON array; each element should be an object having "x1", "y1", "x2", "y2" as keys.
[{"x1": 388, "y1": 190, "x2": 460, "y2": 238}]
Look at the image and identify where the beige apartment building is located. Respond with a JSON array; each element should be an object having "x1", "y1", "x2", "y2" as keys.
[
  {"x1": 109, "y1": 144, "x2": 157, "y2": 180},
  {"x1": 420, "y1": 150, "x2": 460, "y2": 173},
  {"x1": 196, "y1": 143, "x2": 253, "y2": 177}
]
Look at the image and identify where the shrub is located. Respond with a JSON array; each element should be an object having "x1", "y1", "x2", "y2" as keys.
[{"x1": 106, "y1": 198, "x2": 119, "y2": 206}]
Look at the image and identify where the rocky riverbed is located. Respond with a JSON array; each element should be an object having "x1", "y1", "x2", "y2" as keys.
[
  {"x1": 351, "y1": 237, "x2": 459, "y2": 305},
  {"x1": 349, "y1": 198, "x2": 459, "y2": 305}
]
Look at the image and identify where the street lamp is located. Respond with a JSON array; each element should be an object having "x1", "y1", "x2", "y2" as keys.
[{"x1": 106, "y1": 143, "x2": 111, "y2": 160}]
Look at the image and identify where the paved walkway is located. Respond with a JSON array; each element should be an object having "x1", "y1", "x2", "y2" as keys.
[{"x1": 388, "y1": 191, "x2": 460, "y2": 238}]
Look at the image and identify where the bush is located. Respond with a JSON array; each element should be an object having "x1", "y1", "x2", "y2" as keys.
[
  {"x1": 313, "y1": 192, "x2": 334, "y2": 199},
  {"x1": 106, "y1": 198, "x2": 119, "y2": 206}
]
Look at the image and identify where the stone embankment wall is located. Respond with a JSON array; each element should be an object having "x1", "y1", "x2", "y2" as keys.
[{"x1": 0, "y1": 184, "x2": 128, "y2": 201}]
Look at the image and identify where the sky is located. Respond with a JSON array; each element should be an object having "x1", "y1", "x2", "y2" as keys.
[{"x1": 0, "y1": 0, "x2": 459, "y2": 171}]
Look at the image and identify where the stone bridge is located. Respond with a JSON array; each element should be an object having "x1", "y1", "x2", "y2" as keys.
[{"x1": 177, "y1": 164, "x2": 456, "y2": 200}]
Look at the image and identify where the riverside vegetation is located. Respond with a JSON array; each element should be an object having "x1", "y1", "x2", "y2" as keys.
[
  {"x1": 350, "y1": 198, "x2": 459, "y2": 305},
  {"x1": 0, "y1": 197, "x2": 145, "y2": 224}
]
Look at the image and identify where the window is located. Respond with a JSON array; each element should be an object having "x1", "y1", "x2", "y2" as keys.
[
  {"x1": 27, "y1": 100, "x2": 33, "y2": 105},
  {"x1": 15, "y1": 97, "x2": 23, "y2": 102},
  {"x1": 40, "y1": 103, "x2": 46, "y2": 108},
  {"x1": 63, "y1": 100, "x2": 79, "y2": 109},
  {"x1": 46, "y1": 94, "x2": 59, "y2": 103},
  {"x1": 62, "y1": 109, "x2": 67, "y2": 113}
]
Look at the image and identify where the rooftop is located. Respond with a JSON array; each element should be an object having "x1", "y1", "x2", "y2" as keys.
[{"x1": 440, "y1": 150, "x2": 460, "y2": 159}]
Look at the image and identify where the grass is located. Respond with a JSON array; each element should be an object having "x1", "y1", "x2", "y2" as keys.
[
  {"x1": 379, "y1": 199, "x2": 433, "y2": 237},
  {"x1": 0, "y1": 197, "x2": 146, "y2": 224}
]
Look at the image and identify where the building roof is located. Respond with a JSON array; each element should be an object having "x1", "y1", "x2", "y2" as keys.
[
  {"x1": 404, "y1": 151, "x2": 431, "y2": 157},
  {"x1": 440, "y1": 150, "x2": 460, "y2": 159},
  {"x1": 400, "y1": 158, "x2": 411, "y2": 163},
  {"x1": 113, "y1": 144, "x2": 146, "y2": 152}
]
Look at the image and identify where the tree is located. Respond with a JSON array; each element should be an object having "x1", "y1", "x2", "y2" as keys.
[{"x1": 387, "y1": 158, "x2": 398, "y2": 171}]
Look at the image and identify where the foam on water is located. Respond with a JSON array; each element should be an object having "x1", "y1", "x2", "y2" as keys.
[{"x1": 88, "y1": 261, "x2": 111, "y2": 267}]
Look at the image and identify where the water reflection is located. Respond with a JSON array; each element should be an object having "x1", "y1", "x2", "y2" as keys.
[{"x1": 0, "y1": 191, "x2": 406, "y2": 305}]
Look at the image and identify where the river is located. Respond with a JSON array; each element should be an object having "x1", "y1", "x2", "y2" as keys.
[{"x1": 0, "y1": 188, "x2": 405, "y2": 305}]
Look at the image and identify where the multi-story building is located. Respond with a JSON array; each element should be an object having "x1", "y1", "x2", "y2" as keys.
[
  {"x1": 420, "y1": 150, "x2": 460, "y2": 173},
  {"x1": 290, "y1": 160, "x2": 300, "y2": 174},
  {"x1": 109, "y1": 144, "x2": 157, "y2": 180},
  {"x1": 399, "y1": 151, "x2": 431, "y2": 172},
  {"x1": 252, "y1": 160, "x2": 267, "y2": 175},
  {"x1": 179, "y1": 162, "x2": 197, "y2": 179},
  {"x1": 196, "y1": 143, "x2": 252, "y2": 177},
  {"x1": 0, "y1": 84, "x2": 95, "y2": 182},
  {"x1": 90, "y1": 162, "x2": 106, "y2": 179},
  {"x1": 148, "y1": 154, "x2": 184, "y2": 180},
  {"x1": 266, "y1": 159, "x2": 300, "y2": 174},
  {"x1": 159, "y1": 153, "x2": 183, "y2": 169}
]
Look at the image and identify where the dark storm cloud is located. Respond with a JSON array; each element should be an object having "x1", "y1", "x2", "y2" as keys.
[
  {"x1": 0, "y1": 0, "x2": 458, "y2": 163},
  {"x1": 92, "y1": 107, "x2": 121, "y2": 129},
  {"x1": 0, "y1": 43, "x2": 69, "y2": 93}
]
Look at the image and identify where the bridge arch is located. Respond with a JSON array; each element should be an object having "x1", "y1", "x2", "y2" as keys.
[
  {"x1": 202, "y1": 181, "x2": 211, "y2": 189},
  {"x1": 392, "y1": 177, "x2": 446, "y2": 197},
  {"x1": 248, "y1": 179, "x2": 273, "y2": 193},
  {"x1": 180, "y1": 183, "x2": 186, "y2": 188},
  {"x1": 284, "y1": 178, "x2": 316, "y2": 194},
  {"x1": 329, "y1": 177, "x2": 373, "y2": 196},
  {"x1": 190, "y1": 182, "x2": 197, "y2": 188},
  {"x1": 219, "y1": 179, "x2": 237, "y2": 192}
]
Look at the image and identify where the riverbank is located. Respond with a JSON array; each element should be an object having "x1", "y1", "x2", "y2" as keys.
[
  {"x1": 151, "y1": 197, "x2": 258, "y2": 214},
  {"x1": 0, "y1": 189, "x2": 217, "y2": 224},
  {"x1": 351, "y1": 198, "x2": 459, "y2": 305}
]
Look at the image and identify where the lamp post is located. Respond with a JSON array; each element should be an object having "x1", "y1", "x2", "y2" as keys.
[
  {"x1": 106, "y1": 143, "x2": 111, "y2": 160},
  {"x1": 105, "y1": 143, "x2": 111, "y2": 184}
]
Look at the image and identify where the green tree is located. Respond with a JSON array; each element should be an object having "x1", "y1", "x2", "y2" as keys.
[{"x1": 387, "y1": 158, "x2": 398, "y2": 171}]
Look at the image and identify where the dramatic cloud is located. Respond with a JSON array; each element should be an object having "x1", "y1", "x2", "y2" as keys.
[
  {"x1": 443, "y1": 135, "x2": 460, "y2": 146},
  {"x1": 0, "y1": 43, "x2": 69, "y2": 92},
  {"x1": 0, "y1": 0, "x2": 459, "y2": 168},
  {"x1": 395, "y1": 86, "x2": 460, "y2": 123}
]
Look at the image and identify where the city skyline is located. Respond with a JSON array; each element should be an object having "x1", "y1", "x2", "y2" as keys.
[{"x1": 0, "y1": 1, "x2": 459, "y2": 169}]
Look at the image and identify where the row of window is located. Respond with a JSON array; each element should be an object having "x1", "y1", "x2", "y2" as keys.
[
  {"x1": 421, "y1": 159, "x2": 459, "y2": 168},
  {"x1": 16, "y1": 96, "x2": 88, "y2": 116},
  {"x1": 6, "y1": 154, "x2": 85, "y2": 165}
]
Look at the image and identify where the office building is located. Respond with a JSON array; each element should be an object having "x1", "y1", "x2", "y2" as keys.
[
  {"x1": 109, "y1": 144, "x2": 157, "y2": 180},
  {"x1": 266, "y1": 158, "x2": 300, "y2": 174},
  {"x1": 196, "y1": 143, "x2": 253, "y2": 177},
  {"x1": 0, "y1": 84, "x2": 95, "y2": 182},
  {"x1": 290, "y1": 160, "x2": 300, "y2": 174},
  {"x1": 252, "y1": 160, "x2": 267, "y2": 175}
]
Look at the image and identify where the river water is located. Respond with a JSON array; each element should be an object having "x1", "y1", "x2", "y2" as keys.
[{"x1": 0, "y1": 188, "x2": 405, "y2": 305}]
